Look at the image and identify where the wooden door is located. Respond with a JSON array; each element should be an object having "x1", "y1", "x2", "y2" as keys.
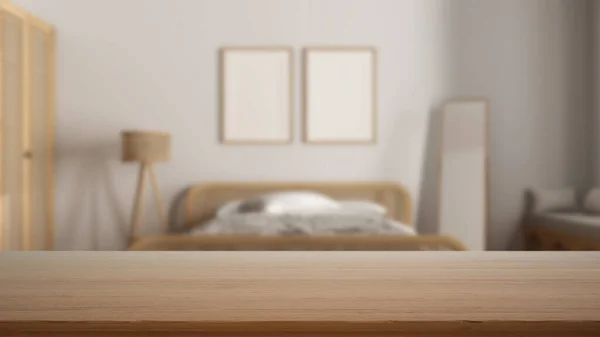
[
  {"x1": 0, "y1": 2, "x2": 54, "y2": 251},
  {"x1": 0, "y1": 2, "x2": 28, "y2": 251},
  {"x1": 28, "y1": 16, "x2": 54, "y2": 250}
]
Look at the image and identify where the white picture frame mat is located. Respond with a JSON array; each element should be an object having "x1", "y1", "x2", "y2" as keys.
[
  {"x1": 221, "y1": 48, "x2": 292, "y2": 143},
  {"x1": 304, "y1": 48, "x2": 376, "y2": 143}
]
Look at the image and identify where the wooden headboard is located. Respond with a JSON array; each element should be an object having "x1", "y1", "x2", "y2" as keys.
[{"x1": 184, "y1": 181, "x2": 412, "y2": 229}]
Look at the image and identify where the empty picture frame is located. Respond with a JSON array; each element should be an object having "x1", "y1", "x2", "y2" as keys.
[
  {"x1": 303, "y1": 47, "x2": 377, "y2": 144},
  {"x1": 220, "y1": 47, "x2": 293, "y2": 144},
  {"x1": 438, "y1": 98, "x2": 490, "y2": 251}
]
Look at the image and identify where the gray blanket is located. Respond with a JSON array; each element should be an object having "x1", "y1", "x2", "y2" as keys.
[{"x1": 188, "y1": 213, "x2": 416, "y2": 236}]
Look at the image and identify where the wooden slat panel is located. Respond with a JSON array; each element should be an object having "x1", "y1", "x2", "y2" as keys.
[
  {"x1": 28, "y1": 23, "x2": 52, "y2": 250},
  {"x1": 0, "y1": 7, "x2": 25, "y2": 251}
]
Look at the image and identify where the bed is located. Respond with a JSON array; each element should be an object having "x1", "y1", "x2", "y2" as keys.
[{"x1": 129, "y1": 181, "x2": 466, "y2": 251}]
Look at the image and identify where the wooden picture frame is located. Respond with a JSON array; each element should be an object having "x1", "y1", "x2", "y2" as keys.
[
  {"x1": 437, "y1": 98, "x2": 490, "y2": 251},
  {"x1": 220, "y1": 47, "x2": 293, "y2": 145},
  {"x1": 303, "y1": 47, "x2": 377, "y2": 144}
]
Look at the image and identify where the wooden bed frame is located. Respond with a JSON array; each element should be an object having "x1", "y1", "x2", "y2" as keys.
[{"x1": 129, "y1": 181, "x2": 467, "y2": 251}]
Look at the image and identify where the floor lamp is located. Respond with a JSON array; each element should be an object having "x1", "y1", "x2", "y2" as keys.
[{"x1": 121, "y1": 130, "x2": 171, "y2": 242}]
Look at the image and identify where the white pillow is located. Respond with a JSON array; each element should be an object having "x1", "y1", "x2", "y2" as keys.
[
  {"x1": 338, "y1": 200, "x2": 387, "y2": 216},
  {"x1": 584, "y1": 188, "x2": 600, "y2": 214},
  {"x1": 388, "y1": 219, "x2": 417, "y2": 235},
  {"x1": 216, "y1": 199, "x2": 243, "y2": 218},
  {"x1": 237, "y1": 191, "x2": 340, "y2": 215},
  {"x1": 529, "y1": 187, "x2": 576, "y2": 214}
]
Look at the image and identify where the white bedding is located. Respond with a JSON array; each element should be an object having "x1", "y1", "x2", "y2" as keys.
[
  {"x1": 194, "y1": 192, "x2": 414, "y2": 237},
  {"x1": 189, "y1": 212, "x2": 416, "y2": 236}
]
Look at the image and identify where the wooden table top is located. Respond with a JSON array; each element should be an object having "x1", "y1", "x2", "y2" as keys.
[{"x1": 0, "y1": 252, "x2": 599, "y2": 336}]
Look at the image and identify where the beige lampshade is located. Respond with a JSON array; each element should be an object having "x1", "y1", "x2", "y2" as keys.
[{"x1": 121, "y1": 130, "x2": 171, "y2": 163}]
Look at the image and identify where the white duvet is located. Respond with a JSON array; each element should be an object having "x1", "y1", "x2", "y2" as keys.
[{"x1": 189, "y1": 212, "x2": 416, "y2": 236}]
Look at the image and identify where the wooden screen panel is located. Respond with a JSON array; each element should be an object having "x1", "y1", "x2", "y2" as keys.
[
  {"x1": 0, "y1": 9, "x2": 25, "y2": 251},
  {"x1": 29, "y1": 25, "x2": 52, "y2": 250}
]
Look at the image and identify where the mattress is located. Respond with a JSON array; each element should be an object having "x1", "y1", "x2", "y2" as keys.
[{"x1": 526, "y1": 213, "x2": 600, "y2": 239}]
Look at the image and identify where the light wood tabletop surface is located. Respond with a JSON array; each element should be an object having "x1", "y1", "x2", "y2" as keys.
[{"x1": 0, "y1": 252, "x2": 599, "y2": 336}]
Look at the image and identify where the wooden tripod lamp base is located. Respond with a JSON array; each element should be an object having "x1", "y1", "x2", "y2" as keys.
[{"x1": 121, "y1": 131, "x2": 171, "y2": 242}]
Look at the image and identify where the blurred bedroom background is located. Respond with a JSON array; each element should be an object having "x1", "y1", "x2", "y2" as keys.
[{"x1": 0, "y1": 0, "x2": 598, "y2": 251}]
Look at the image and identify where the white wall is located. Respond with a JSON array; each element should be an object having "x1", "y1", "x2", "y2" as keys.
[{"x1": 12, "y1": 0, "x2": 592, "y2": 250}]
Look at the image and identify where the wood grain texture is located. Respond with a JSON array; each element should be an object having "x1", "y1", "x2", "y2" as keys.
[
  {"x1": 1, "y1": 252, "x2": 600, "y2": 336},
  {"x1": 1, "y1": 252, "x2": 599, "y2": 323},
  {"x1": 2, "y1": 321, "x2": 600, "y2": 337}
]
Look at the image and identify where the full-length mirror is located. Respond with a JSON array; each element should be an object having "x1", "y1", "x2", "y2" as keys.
[{"x1": 438, "y1": 99, "x2": 489, "y2": 251}]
